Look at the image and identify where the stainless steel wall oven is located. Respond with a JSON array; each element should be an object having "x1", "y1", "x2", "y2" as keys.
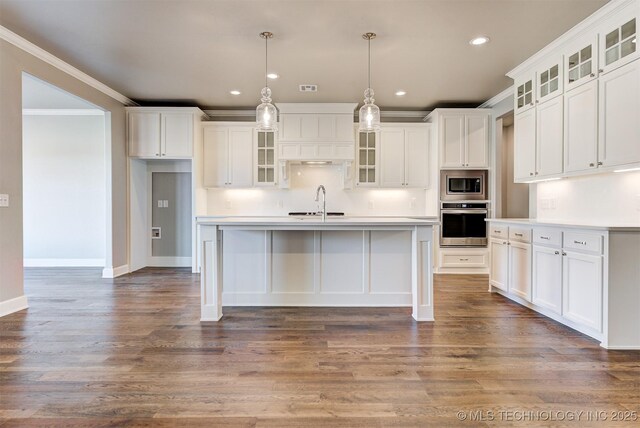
[{"x1": 440, "y1": 202, "x2": 488, "y2": 247}]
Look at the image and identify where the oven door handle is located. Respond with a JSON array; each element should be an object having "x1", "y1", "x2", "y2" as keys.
[{"x1": 441, "y1": 210, "x2": 488, "y2": 215}]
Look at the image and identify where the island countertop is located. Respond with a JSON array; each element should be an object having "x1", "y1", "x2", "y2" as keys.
[{"x1": 196, "y1": 216, "x2": 439, "y2": 228}]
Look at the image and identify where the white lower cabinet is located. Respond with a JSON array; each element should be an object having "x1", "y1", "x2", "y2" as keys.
[
  {"x1": 532, "y1": 244, "x2": 563, "y2": 314},
  {"x1": 562, "y1": 250, "x2": 603, "y2": 331},
  {"x1": 508, "y1": 241, "x2": 531, "y2": 301},
  {"x1": 489, "y1": 238, "x2": 509, "y2": 291}
]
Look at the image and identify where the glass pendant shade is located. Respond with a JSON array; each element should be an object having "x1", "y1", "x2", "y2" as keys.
[
  {"x1": 358, "y1": 88, "x2": 380, "y2": 132},
  {"x1": 256, "y1": 87, "x2": 277, "y2": 131}
]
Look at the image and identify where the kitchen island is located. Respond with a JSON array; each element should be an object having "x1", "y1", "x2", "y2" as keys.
[{"x1": 197, "y1": 216, "x2": 438, "y2": 322}]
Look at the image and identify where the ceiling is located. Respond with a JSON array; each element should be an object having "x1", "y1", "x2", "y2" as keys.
[
  {"x1": 1, "y1": 0, "x2": 609, "y2": 110},
  {"x1": 22, "y1": 73, "x2": 99, "y2": 109}
]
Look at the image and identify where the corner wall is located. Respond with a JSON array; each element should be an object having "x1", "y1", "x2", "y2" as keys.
[{"x1": 0, "y1": 39, "x2": 127, "y2": 312}]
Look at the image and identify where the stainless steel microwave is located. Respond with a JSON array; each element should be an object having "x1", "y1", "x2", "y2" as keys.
[{"x1": 440, "y1": 170, "x2": 488, "y2": 201}]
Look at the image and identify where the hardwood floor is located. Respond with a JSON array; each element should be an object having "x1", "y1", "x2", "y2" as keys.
[{"x1": 1, "y1": 268, "x2": 639, "y2": 427}]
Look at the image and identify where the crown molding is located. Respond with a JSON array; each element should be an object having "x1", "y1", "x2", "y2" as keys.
[
  {"x1": 0, "y1": 25, "x2": 135, "y2": 106},
  {"x1": 478, "y1": 86, "x2": 514, "y2": 108},
  {"x1": 204, "y1": 109, "x2": 255, "y2": 117},
  {"x1": 22, "y1": 108, "x2": 105, "y2": 116}
]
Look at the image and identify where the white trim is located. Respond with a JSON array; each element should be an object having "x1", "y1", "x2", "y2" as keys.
[
  {"x1": 24, "y1": 258, "x2": 105, "y2": 267},
  {"x1": 0, "y1": 295, "x2": 29, "y2": 317},
  {"x1": 506, "y1": 0, "x2": 636, "y2": 77},
  {"x1": 276, "y1": 103, "x2": 358, "y2": 114},
  {"x1": 147, "y1": 256, "x2": 192, "y2": 267},
  {"x1": 0, "y1": 25, "x2": 134, "y2": 106},
  {"x1": 478, "y1": 86, "x2": 514, "y2": 108},
  {"x1": 102, "y1": 264, "x2": 129, "y2": 278},
  {"x1": 204, "y1": 109, "x2": 431, "y2": 120},
  {"x1": 22, "y1": 108, "x2": 105, "y2": 116}
]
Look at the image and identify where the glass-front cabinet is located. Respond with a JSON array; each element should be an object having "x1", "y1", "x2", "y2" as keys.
[
  {"x1": 565, "y1": 36, "x2": 598, "y2": 90},
  {"x1": 600, "y1": 14, "x2": 637, "y2": 74},
  {"x1": 514, "y1": 75, "x2": 536, "y2": 114},
  {"x1": 255, "y1": 130, "x2": 276, "y2": 186},
  {"x1": 356, "y1": 131, "x2": 378, "y2": 186},
  {"x1": 536, "y1": 58, "x2": 563, "y2": 104}
]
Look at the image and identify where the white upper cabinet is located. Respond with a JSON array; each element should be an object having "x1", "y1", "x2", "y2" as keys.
[
  {"x1": 279, "y1": 114, "x2": 353, "y2": 142},
  {"x1": 127, "y1": 108, "x2": 202, "y2": 159},
  {"x1": 536, "y1": 57, "x2": 563, "y2": 104},
  {"x1": 514, "y1": 73, "x2": 536, "y2": 114},
  {"x1": 565, "y1": 36, "x2": 599, "y2": 91},
  {"x1": 535, "y1": 96, "x2": 564, "y2": 177},
  {"x1": 514, "y1": 108, "x2": 537, "y2": 181},
  {"x1": 254, "y1": 131, "x2": 277, "y2": 186},
  {"x1": 356, "y1": 131, "x2": 379, "y2": 187},
  {"x1": 599, "y1": 5, "x2": 638, "y2": 75},
  {"x1": 598, "y1": 57, "x2": 640, "y2": 168},
  {"x1": 378, "y1": 125, "x2": 430, "y2": 188},
  {"x1": 436, "y1": 110, "x2": 489, "y2": 169},
  {"x1": 203, "y1": 124, "x2": 253, "y2": 188},
  {"x1": 564, "y1": 79, "x2": 599, "y2": 173}
]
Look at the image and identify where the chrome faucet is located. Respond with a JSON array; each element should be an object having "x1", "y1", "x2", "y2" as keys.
[{"x1": 315, "y1": 185, "x2": 326, "y2": 222}]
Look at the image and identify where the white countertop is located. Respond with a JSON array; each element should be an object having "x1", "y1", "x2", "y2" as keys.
[
  {"x1": 486, "y1": 218, "x2": 640, "y2": 231},
  {"x1": 197, "y1": 216, "x2": 439, "y2": 227}
]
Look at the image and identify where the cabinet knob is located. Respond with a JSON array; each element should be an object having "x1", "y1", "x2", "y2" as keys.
[
  {"x1": 599, "y1": 69, "x2": 604, "y2": 73},
  {"x1": 530, "y1": 102, "x2": 534, "y2": 106},
  {"x1": 554, "y1": 251, "x2": 560, "y2": 255},
  {"x1": 590, "y1": 73, "x2": 596, "y2": 77},
  {"x1": 597, "y1": 161, "x2": 603, "y2": 166},
  {"x1": 562, "y1": 252, "x2": 567, "y2": 256},
  {"x1": 535, "y1": 172, "x2": 539, "y2": 175},
  {"x1": 155, "y1": 153, "x2": 160, "y2": 156},
  {"x1": 589, "y1": 163, "x2": 595, "y2": 167},
  {"x1": 530, "y1": 172, "x2": 533, "y2": 176}
]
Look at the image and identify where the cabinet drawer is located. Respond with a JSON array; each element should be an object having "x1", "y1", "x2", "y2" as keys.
[
  {"x1": 490, "y1": 225, "x2": 508, "y2": 238},
  {"x1": 563, "y1": 231, "x2": 603, "y2": 254},
  {"x1": 509, "y1": 227, "x2": 531, "y2": 243},
  {"x1": 440, "y1": 252, "x2": 488, "y2": 268},
  {"x1": 533, "y1": 227, "x2": 562, "y2": 247}
]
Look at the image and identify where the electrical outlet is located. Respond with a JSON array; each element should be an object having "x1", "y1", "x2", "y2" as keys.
[{"x1": 0, "y1": 194, "x2": 8, "y2": 208}]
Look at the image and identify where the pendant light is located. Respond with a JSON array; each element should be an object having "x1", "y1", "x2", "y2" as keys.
[
  {"x1": 256, "y1": 31, "x2": 277, "y2": 132},
  {"x1": 359, "y1": 32, "x2": 381, "y2": 132}
]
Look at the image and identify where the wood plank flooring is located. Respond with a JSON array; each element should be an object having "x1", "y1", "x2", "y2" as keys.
[{"x1": 1, "y1": 268, "x2": 639, "y2": 427}]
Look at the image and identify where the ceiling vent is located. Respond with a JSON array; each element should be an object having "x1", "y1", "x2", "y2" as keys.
[{"x1": 299, "y1": 84, "x2": 318, "y2": 92}]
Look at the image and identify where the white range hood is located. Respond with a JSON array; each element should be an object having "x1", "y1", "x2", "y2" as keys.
[{"x1": 276, "y1": 103, "x2": 357, "y2": 162}]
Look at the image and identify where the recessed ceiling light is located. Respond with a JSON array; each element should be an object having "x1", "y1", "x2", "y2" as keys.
[
  {"x1": 230, "y1": 90, "x2": 241, "y2": 95},
  {"x1": 469, "y1": 36, "x2": 490, "y2": 46},
  {"x1": 267, "y1": 73, "x2": 279, "y2": 79},
  {"x1": 395, "y1": 90, "x2": 407, "y2": 96}
]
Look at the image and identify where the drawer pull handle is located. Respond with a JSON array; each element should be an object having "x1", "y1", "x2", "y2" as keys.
[
  {"x1": 515, "y1": 233, "x2": 523, "y2": 237},
  {"x1": 459, "y1": 258, "x2": 469, "y2": 261},
  {"x1": 540, "y1": 236, "x2": 550, "y2": 240},
  {"x1": 574, "y1": 240, "x2": 587, "y2": 245},
  {"x1": 495, "y1": 230, "x2": 501, "y2": 234}
]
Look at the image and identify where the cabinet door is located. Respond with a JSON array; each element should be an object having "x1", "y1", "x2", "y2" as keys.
[
  {"x1": 489, "y1": 238, "x2": 509, "y2": 292},
  {"x1": 465, "y1": 114, "x2": 489, "y2": 168},
  {"x1": 162, "y1": 113, "x2": 193, "y2": 158},
  {"x1": 598, "y1": 59, "x2": 640, "y2": 168},
  {"x1": 562, "y1": 251, "x2": 603, "y2": 332},
  {"x1": 531, "y1": 244, "x2": 563, "y2": 314},
  {"x1": 379, "y1": 128, "x2": 405, "y2": 187},
  {"x1": 508, "y1": 241, "x2": 531, "y2": 301},
  {"x1": 514, "y1": 75, "x2": 536, "y2": 114},
  {"x1": 514, "y1": 109, "x2": 536, "y2": 181},
  {"x1": 565, "y1": 36, "x2": 598, "y2": 91},
  {"x1": 203, "y1": 127, "x2": 229, "y2": 187},
  {"x1": 600, "y1": 14, "x2": 638, "y2": 75},
  {"x1": 255, "y1": 131, "x2": 277, "y2": 186},
  {"x1": 564, "y1": 80, "x2": 598, "y2": 173},
  {"x1": 536, "y1": 96, "x2": 564, "y2": 177},
  {"x1": 440, "y1": 115, "x2": 465, "y2": 168},
  {"x1": 537, "y1": 61, "x2": 563, "y2": 104},
  {"x1": 228, "y1": 128, "x2": 254, "y2": 187},
  {"x1": 128, "y1": 112, "x2": 161, "y2": 157},
  {"x1": 405, "y1": 127, "x2": 429, "y2": 188},
  {"x1": 356, "y1": 131, "x2": 379, "y2": 187}
]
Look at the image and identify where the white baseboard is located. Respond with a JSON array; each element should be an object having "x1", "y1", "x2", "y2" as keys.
[
  {"x1": 24, "y1": 258, "x2": 105, "y2": 267},
  {"x1": 102, "y1": 264, "x2": 129, "y2": 278},
  {"x1": 147, "y1": 256, "x2": 191, "y2": 267},
  {"x1": 0, "y1": 295, "x2": 29, "y2": 317}
]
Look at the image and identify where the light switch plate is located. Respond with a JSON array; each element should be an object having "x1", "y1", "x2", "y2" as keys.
[
  {"x1": 157, "y1": 200, "x2": 163, "y2": 208},
  {"x1": 0, "y1": 194, "x2": 9, "y2": 208},
  {"x1": 163, "y1": 200, "x2": 169, "y2": 208}
]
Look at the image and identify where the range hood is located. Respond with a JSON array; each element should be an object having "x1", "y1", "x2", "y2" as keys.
[{"x1": 276, "y1": 103, "x2": 357, "y2": 162}]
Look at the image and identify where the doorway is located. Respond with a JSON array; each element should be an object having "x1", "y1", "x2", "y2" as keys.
[
  {"x1": 496, "y1": 112, "x2": 529, "y2": 218},
  {"x1": 21, "y1": 73, "x2": 109, "y2": 269}
]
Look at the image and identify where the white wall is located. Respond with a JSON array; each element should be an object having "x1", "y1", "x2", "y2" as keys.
[
  {"x1": 22, "y1": 113, "x2": 106, "y2": 265},
  {"x1": 207, "y1": 164, "x2": 438, "y2": 216},
  {"x1": 535, "y1": 171, "x2": 640, "y2": 224}
]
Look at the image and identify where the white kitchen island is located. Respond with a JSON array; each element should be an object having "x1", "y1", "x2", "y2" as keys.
[{"x1": 197, "y1": 216, "x2": 438, "y2": 322}]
